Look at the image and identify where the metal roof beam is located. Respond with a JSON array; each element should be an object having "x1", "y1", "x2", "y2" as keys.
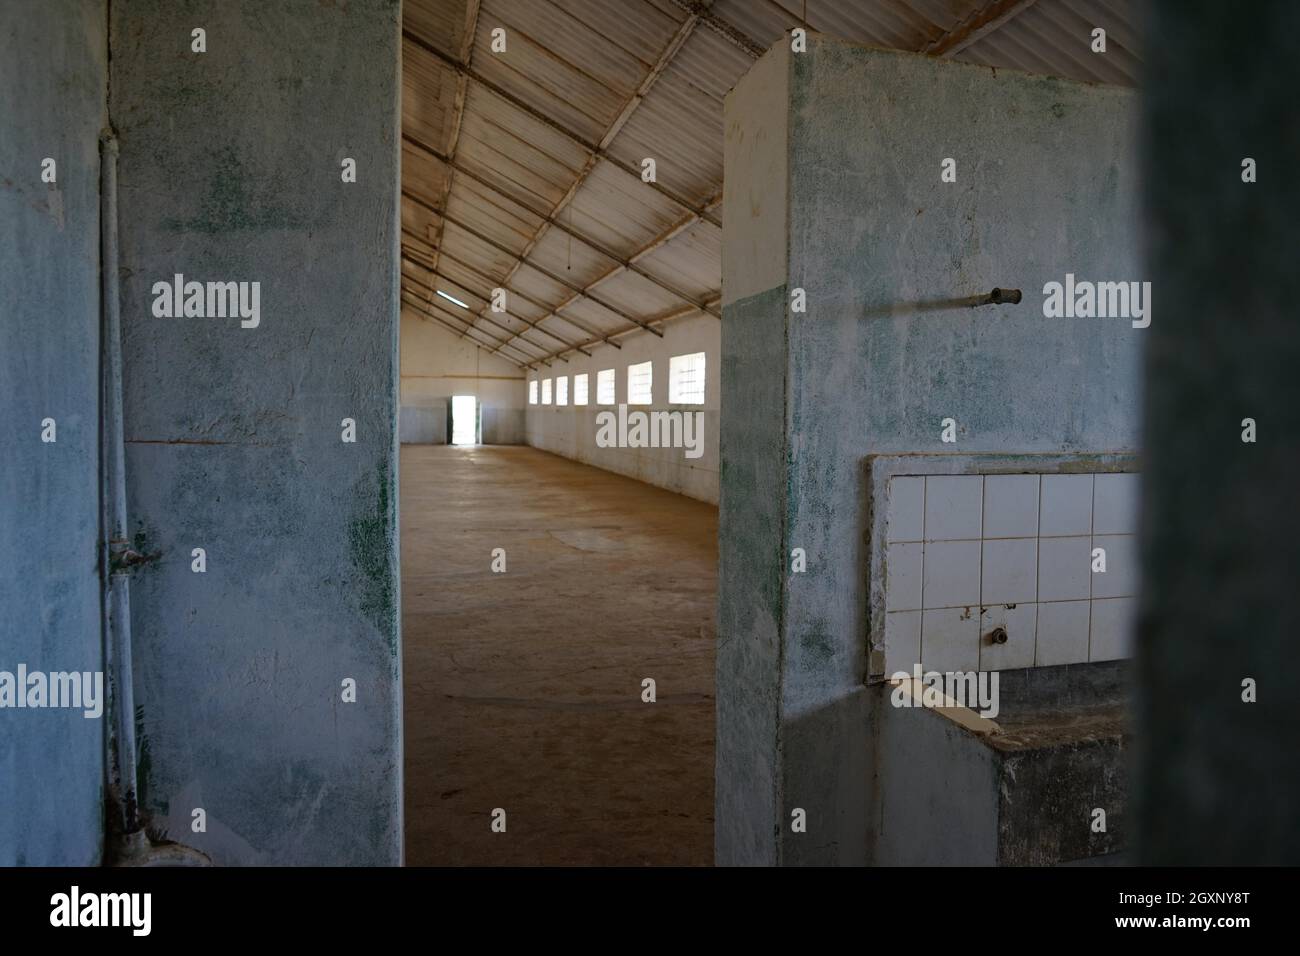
[
  {"x1": 921, "y1": 0, "x2": 1039, "y2": 56},
  {"x1": 522, "y1": 293, "x2": 721, "y2": 369},
  {"x1": 399, "y1": 291, "x2": 545, "y2": 366},
  {"x1": 400, "y1": 293, "x2": 535, "y2": 365},
  {"x1": 403, "y1": 133, "x2": 719, "y2": 318},
  {"x1": 400, "y1": 274, "x2": 561, "y2": 358},
  {"x1": 400, "y1": 253, "x2": 592, "y2": 356},
  {"x1": 665, "y1": 0, "x2": 765, "y2": 58},
  {"x1": 402, "y1": 27, "x2": 721, "y2": 229},
  {"x1": 402, "y1": 288, "x2": 523, "y2": 351},
  {"x1": 470, "y1": 179, "x2": 722, "y2": 361},
  {"x1": 426, "y1": 0, "x2": 481, "y2": 275},
  {"x1": 401, "y1": 233, "x2": 623, "y2": 350},
  {"x1": 410, "y1": 196, "x2": 665, "y2": 339}
]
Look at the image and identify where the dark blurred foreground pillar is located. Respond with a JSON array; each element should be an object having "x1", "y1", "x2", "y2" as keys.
[{"x1": 1137, "y1": 0, "x2": 1300, "y2": 864}]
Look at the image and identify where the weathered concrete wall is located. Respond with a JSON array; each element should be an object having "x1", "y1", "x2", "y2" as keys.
[
  {"x1": 110, "y1": 0, "x2": 402, "y2": 864},
  {"x1": 401, "y1": 306, "x2": 525, "y2": 444},
  {"x1": 399, "y1": 402, "x2": 447, "y2": 445},
  {"x1": 526, "y1": 314, "x2": 720, "y2": 503},
  {"x1": 716, "y1": 41, "x2": 789, "y2": 866},
  {"x1": 718, "y1": 37, "x2": 1141, "y2": 865},
  {"x1": 0, "y1": 0, "x2": 107, "y2": 867},
  {"x1": 481, "y1": 406, "x2": 524, "y2": 445},
  {"x1": 1136, "y1": 1, "x2": 1300, "y2": 864},
  {"x1": 871, "y1": 687, "x2": 1000, "y2": 865}
]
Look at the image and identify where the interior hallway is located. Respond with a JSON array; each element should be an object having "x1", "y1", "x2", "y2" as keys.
[{"x1": 402, "y1": 445, "x2": 716, "y2": 865}]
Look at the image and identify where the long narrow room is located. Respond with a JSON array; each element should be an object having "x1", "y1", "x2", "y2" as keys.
[{"x1": 398, "y1": 0, "x2": 726, "y2": 864}]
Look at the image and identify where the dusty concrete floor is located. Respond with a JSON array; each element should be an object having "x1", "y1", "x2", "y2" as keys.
[{"x1": 401, "y1": 445, "x2": 717, "y2": 865}]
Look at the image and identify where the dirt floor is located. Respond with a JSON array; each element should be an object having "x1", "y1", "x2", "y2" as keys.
[{"x1": 401, "y1": 445, "x2": 717, "y2": 865}]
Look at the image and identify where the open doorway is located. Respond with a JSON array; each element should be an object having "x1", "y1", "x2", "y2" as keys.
[{"x1": 450, "y1": 394, "x2": 477, "y2": 445}]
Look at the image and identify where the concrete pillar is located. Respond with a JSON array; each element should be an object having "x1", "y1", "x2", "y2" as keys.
[
  {"x1": 111, "y1": 0, "x2": 402, "y2": 864},
  {"x1": 0, "y1": 0, "x2": 108, "y2": 867},
  {"x1": 1136, "y1": 1, "x2": 1300, "y2": 864},
  {"x1": 718, "y1": 36, "x2": 1141, "y2": 865}
]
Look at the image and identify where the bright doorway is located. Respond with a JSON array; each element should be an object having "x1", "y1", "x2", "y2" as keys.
[{"x1": 451, "y1": 394, "x2": 477, "y2": 445}]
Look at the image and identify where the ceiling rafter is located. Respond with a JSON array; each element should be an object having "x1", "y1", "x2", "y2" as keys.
[
  {"x1": 401, "y1": 266, "x2": 560, "y2": 358},
  {"x1": 497, "y1": 195, "x2": 722, "y2": 365},
  {"x1": 400, "y1": 251, "x2": 593, "y2": 356},
  {"x1": 400, "y1": 289, "x2": 544, "y2": 366},
  {"x1": 402, "y1": 0, "x2": 1079, "y2": 373},
  {"x1": 402, "y1": 27, "x2": 722, "y2": 229},
  {"x1": 403, "y1": 131, "x2": 720, "y2": 319},
  {"x1": 427, "y1": 0, "x2": 481, "y2": 276},
  {"x1": 475, "y1": 5, "x2": 713, "y2": 362},
  {"x1": 669, "y1": 0, "x2": 1041, "y2": 67},
  {"x1": 523, "y1": 293, "x2": 722, "y2": 371},
  {"x1": 402, "y1": 232, "x2": 624, "y2": 351},
  {"x1": 407, "y1": 302, "x2": 508, "y2": 355},
  {"x1": 400, "y1": 291, "x2": 536, "y2": 365},
  {"x1": 402, "y1": 287, "x2": 543, "y2": 358},
  {"x1": 399, "y1": 272, "x2": 487, "y2": 354},
  {"x1": 412, "y1": 195, "x2": 667, "y2": 340},
  {"x1": 665, "y1": 0, "x2": 765, "y2": 58},
  {"x1": 495, "y1": 258, "x2": 629, "y2": 363},
  {"x1": 921, "y1": 0, "x2": 1040, "y2": 56},
  {"x1": 401, "y1": 231, "x2": 491, "y2": 355}
]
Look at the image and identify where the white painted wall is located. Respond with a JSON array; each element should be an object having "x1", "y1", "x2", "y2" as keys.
[
  {"x1": 400, "y1": 306, "x2": 527, "y2": 443},
  {"x1": 722, "y1": 39, "x2": 789, "y2": 308},
  {"x1": 525, "y1": 313, "x2": 720, "y2": 504}
]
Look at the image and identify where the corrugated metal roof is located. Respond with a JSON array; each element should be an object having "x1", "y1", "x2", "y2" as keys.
[
  {"x1": 401, "y1": 0, "x2": 1143, "y2": 367},
  {"x1": 604, "y1": 26, "x2": 746, "y2": 207},
  {"x1": 957, "y1": 0, "x2": 1141, "y2": 85}
]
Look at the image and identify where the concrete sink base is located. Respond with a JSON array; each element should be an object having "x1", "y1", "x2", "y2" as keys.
[{"x1": 871, "y1": 661, "x2": 1129, "y2": 866}]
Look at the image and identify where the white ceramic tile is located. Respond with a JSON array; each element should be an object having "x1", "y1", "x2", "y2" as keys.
[
  {"x1": 1038, "y1": 535, "x2": 1092, "y2": 602},
  {"x1": 1091, "y1": 534, "x2": 1139, "y2": 599},
  {"x1": 887, "y1": 476, "x2": 925, "y2": 543},
  {"x1": 1093, "y1": 473, "x2": 1140, "y2": 534},
  {"x1": 924, "y1": 475, "x2": 983, "y2": 541},
  {"x1": 885, "y1": 542, "x2": 923, "y2": 612},
  {"x1": 1039, "y1": 474, "x2": 1094, "y2": 536},
  {"x1": 921, "y1": 606, "x2": 979, "y2": 672},
  {"x1": 878, "y1": 467, "x2": 1143, "y2": 678},
  {"x1": 1035, "y1": 600, "x2": 1091, "y2": 666},
  {"x1": 1090, "y1": 597, "x2": 1136, "y2": 661},
  {"x1": 979, "y1": 603, "x2": 1037, "y2": 671},
  {"x1": 885, "y1": 611, "x2": 922, "y2": 671},
  {"x1": 983, "y1": 474, "x2": 1040, "y2": 538},
  {"x1": 981, "y1": 538, "x2": 1038, "y2": 605},
  {"x1": 922, "y1": 539, "x2": 981, "y2": 608}
]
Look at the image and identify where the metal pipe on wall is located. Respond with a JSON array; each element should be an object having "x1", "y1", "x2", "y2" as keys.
[{"x1": 99, "y1": 129, "x2": 142, "y2": 840}]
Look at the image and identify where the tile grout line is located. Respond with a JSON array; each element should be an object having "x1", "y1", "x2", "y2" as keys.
[
  {"x1": 1087, "y1": 474, "x2": 1096, "y2": 662},
  {"x1": 1034, "y1": 474, "x2": 1043, "y2": 666},
  {"x1": 919, "y1": 477, "x2": 928, "y2": 669},
  {"x1": 976, "y1": 476, "x2": 984, "y2": 671}
]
